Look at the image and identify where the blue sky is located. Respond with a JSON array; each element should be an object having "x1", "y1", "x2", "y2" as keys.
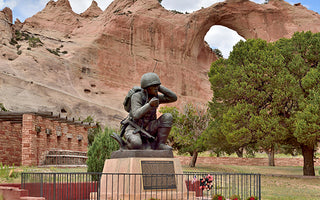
[{"x1": 1, "y1": 0, "x2": 319, "y2": 57}]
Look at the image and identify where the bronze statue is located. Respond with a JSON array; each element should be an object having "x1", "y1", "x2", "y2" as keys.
[{"x1": 113, "y1": 72, "x2": 177, "y2": 150}]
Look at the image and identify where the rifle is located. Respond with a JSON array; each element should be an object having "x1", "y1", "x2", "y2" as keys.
[
  {"x1": 121, "y1": 117, "x2": 155, "y2": 140},
  {"x1": 113, "y1": 115, "x2": 156, "y2": 140}
]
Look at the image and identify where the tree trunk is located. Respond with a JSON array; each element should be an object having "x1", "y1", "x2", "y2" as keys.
[
  {"x1": 235, "y1": 148, "x2": 244, "y2": 158},
  {"x1": 301, "y1": 144, "x2": 315, "y2": 176},
  {"x1": 265, "y1": 146, "x2": 275, "y2": 166},
  {"x1": 189, "y1": 150, "x2": 198, "y2": 167}
]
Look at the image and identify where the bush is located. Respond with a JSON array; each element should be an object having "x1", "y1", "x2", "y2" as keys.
[
  {"x1": 87, "y1": 127, "x2": 119, "y2": 174},
  {"x1": 82, "y1": 116, "x2": 101, "y2": 146},
  {"x1": 28, "y1": 37, "x2": 42, "y2": 48},
  {"x1": 9, "y1": 38, "x2": 17, "y2": 46},
  {"x1": 212, "y1": 194, "x2": 226, "y2": 200},
  {"x1": 170, "y1": 10, "x2": 183, "y2": 14},
  {"x1": 46, "y1": 48, "x2": 60, "y2": 56},
  {"x1": 246, "y1": 196, "x2": 258, "y2": 200},
  {"x1": 0, "y1": 103, "x2": 8, "y2": 111},
  {"x1": 0, "y1": 163, "x2": 18, "y2": 180},
  {"x1": 230, "y1": 194, "x2": 241, "y2": 200}
]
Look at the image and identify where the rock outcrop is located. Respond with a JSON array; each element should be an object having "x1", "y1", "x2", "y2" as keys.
[
  {"x1": 80, "y1": 1, "x2": 103, "y2": 18},
  {"x1": 0, "y1": 7, "x2": 13, "y2": 44},
  {"x1": 1, "y1": 0, "x2": 320, "y2": 126}
]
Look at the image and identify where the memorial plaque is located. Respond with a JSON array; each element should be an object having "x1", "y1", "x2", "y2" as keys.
[{"x1": 141, "y1": 160, "x2": 176, "y2": 190}]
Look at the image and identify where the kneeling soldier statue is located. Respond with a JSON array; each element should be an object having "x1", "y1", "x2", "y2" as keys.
[{"x1": 113, "y1": 72, "x2": 177, "y2": 150}]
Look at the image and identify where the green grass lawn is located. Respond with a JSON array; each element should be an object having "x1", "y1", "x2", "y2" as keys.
[
  {"x1": 1, "y1": 161, "x2": 320, "y2": 199},
  {"x1": 185, "y1": 163, "x2": 320, "y2": 200}
]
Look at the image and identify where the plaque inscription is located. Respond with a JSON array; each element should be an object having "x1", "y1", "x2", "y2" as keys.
[{"x1": 141, "y1": 161, "x2": 176, "y2": 190}]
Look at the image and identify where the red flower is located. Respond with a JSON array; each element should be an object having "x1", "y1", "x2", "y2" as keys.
[
  {"x1": 250, "y1": 197, "x2": 255, "y2": 200},
  {"x1": 234, "y1": 198, "x2": 238, "y2": 200},
  {"x1": 218, "y1": 196, "x2": 223, "y2": 200}
]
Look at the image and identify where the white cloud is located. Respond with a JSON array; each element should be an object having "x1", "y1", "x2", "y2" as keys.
[
  {"x1": 161, "y1": 0, "x2": 223, "y2": 13},
  {"x1": 69, "y1": 0, "x2": 91, "y2": 13},
  {"x1": 1, "y1": 0, "x2": 17, "y2": 9},
  {"x1": 205, "y1": 26, "x2": 245, "y2": 58},
  {"x1": 95, "y1": 0, "x2": 113, "y2": 11},
  {"x1": 252, "y1": 0, "x2": 265, "y2": 4},
  {"x1": 68, "y1": 0, "x2": 113, "y2": 14},
  {"x1": 12, "y1": 0, "x2": 47, "y2": 21}
]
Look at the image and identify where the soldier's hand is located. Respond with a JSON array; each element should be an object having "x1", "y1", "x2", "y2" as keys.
[{"x1": 149, "y1": 97, "x2": 159, "y2": 107}]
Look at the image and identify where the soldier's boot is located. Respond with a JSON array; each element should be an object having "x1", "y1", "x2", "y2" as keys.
[{"x1": 156, "y1": 127, "x2": 173, "y2": 150}]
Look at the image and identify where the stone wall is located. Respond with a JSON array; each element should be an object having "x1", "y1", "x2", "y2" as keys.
[
  {"x1": 177, "y1": 156, "x2": 320, "y2": 167},
  {"x1": 21, "y1": 113, "x2": 89, "y2": 166},
  {"x1": 0, "y1": 112, "x2": 89, "y2": 166},
  {"x1": 0, "y1": 121, "x2": 22, "y2": 166}
]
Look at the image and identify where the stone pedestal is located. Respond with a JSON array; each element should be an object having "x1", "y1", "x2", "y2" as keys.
[{"x1": 99, "y1": 150, "x2": 188, "y2": 200}]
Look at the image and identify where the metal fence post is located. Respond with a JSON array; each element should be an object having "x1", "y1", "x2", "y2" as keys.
[
  {"x1": 21, "y1": 173, "x2": 24, "y2": 189},
  {"x1": 53, "y1": 173, "x2": 56, "y2": 200},
  {"x1": 40, "y1": 173, "x2": 43, "y2": 197},
  {"x1": 259, "y1": 174, "x2": 261, "y2": 200}
]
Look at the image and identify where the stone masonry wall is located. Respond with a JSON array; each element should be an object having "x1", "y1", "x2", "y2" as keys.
[
  {"x1": 21, "y1": 114, "x2": 88, "y2": 166},
  {"x1": 177, "y1": 156, "x2": 320, "y2": 167},
  {"x1": 0, "y1": 121, "x2": 22, "y2": 166}
]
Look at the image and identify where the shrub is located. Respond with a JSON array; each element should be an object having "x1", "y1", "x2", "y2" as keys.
[
  {"x1": 0, "y1": 163, "x2": 18, "y2": 180},
  {"x1": 17, "y1": 50, "x2": 22, "y2": 55},
  {"x1": 0, "y1": 103, "x2": 8, "y2": 111},
  {"x1": 212, "y1": 194, "x2": 226, "y2": 200},
  {"x1": 230, "y1": 194, "x2": 241, "y2": 200},
  {"x1": 46, "y1": 48, "x2": 60, "y2": 56},
  {"x1": 82, "y1": 116, "x2": 101, "y2": 146},
  {"x1": 87, "y1": 127, "x2": 119, "y2": 174},
  {"x1": 246, "y1": 196, "x2": 258, "y2": 200},
  {"x1": 170, "y1": 10, "x2": 183, "y2": 14},
  {"x1": 28, "y1": 37, "x2": 42, "y2": 48},
  {"x1": 9, "y1": 38, "x2": 17, "y2": 46}
]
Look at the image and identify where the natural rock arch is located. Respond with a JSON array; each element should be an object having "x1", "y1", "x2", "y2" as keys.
[{"x1": 1, "y1": 0, "x2": 320, "y2": 125}]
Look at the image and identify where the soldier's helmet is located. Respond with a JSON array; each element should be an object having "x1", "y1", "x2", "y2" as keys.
[{"x1": 140, "y1": 72, "x2": 161, "y2": 89}]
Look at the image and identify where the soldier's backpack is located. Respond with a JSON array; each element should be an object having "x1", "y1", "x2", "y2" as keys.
[{"x1": 123, "y1": 86, "x2": 142, "y2": 112}]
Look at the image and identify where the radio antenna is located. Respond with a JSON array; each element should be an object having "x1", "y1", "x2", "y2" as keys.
[{"x1": 152, "y1": 61, "x2": 158, "y2": 72}]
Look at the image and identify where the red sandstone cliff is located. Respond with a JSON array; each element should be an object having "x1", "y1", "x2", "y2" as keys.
[{"x1": 0, "y1": 0, "x2": 320, "y2": 126}]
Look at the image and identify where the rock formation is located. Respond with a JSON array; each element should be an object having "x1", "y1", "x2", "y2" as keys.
[
  {"x1": 0, "y1": 0, "x2": 320, "y2": 126},
  {"x1": 0, "y1": 7, "x2": 13, "y2": 44},
  {"x1": 80, "y1": 1, "x2": 103, "y2": 18}
]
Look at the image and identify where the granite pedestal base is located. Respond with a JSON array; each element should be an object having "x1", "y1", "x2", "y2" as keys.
[{"x1": 99, "y1": 150, "x2": 188, "y2": 200}]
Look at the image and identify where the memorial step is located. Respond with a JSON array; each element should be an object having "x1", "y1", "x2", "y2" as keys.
[{"x1": 42, "y1": 149, "x2": 87, "y2": 166}]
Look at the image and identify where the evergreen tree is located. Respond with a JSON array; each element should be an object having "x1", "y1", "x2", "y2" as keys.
[
  {"x1": 208, "y1": 31, "x2": 320, "y2": 175},
  {"x1": 213, "y1": 48, "x2": 223, "y2": 59},
  {"x1": 87, "y1": 127, "x2": 119, "y2": 175}
]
